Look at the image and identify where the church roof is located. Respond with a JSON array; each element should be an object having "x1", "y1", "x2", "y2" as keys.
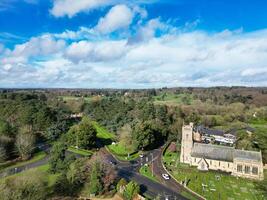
[
  {"x1": 233, "y1": 149, "x2": 262, "y2": 162},
  {"x1": 191, "y1": 143, "x2": 262, "y2": 163},
  {"x1": 191, "y1": 143, "x2": 234, "y2": 162}
]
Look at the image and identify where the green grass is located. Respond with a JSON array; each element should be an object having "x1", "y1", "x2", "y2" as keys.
[
  {"x1": 0, "y1": 151, "x2": 47, "y2": 172},
  {"x1": 107, "y1": 143, "x2": 139, "y2": 161},
  {"x1": 139, "y1": 165, "x2": 159, "y2": 183},
  {"x1": 67, "y1": 146, "x2": 93, "y2": 156},
  {"x1": 93, "y1": 121, "x2": 115, "y2": 140},
  {"x1": 163, "y1": 150, "x2": 266, "y2": 200},
  {"x1": 0, "y1": 164, "x2": 59, "y2": 186},
  {"x1": 153, "y1": 93, "x2": 193, "y2": 106},
  {"x1": 59, "y1": 95, "x2": 93, "y2": 103}
]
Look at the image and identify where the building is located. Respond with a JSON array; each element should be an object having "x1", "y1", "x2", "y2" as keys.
[
  {"x1": 194, "y1": 125, "x2": 237, "y2": 145},
  {"x1": 180, "y1": 123, "x2": 264, "y2": 180}
]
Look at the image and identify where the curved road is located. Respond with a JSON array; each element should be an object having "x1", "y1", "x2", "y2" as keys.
[{"x1": 0, "y1": 143, "x2": 190, "y2": 200}]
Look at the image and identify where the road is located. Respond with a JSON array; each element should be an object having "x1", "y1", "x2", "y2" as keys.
[
  {"x1": 0, "y1": 143, "x2": 190, "y2": 200},
  {"x1": 102, "y1": 148, "x2": 188, "y2": 200}
]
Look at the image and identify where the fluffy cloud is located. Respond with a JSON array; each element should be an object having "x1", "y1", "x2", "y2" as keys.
[
  {"x1": 65, "y1": 40, "x2": 127, "y2": 62},
  {"x1": 95, "y1": 4, "x2": 134, "y2": 34},
  {"x1": 2, "y1": 27, "x2": 267, "y2": 88},
  {"x1": 50, "y1": 0, "x2": 111, "y2": 18},
  {"x1": 2, "y1": 35, "x2": 66, "y2": 64}
]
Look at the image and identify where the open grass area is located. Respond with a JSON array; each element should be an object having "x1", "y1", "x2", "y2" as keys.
[
  {"x1": 93, "y1": 121, "x2": 115, "y2": 140},
  {"x1": 0, "y1": 151, "x2": 47, "y2": 172},
  {"x1": 153, "y1": 93, "x2": 193, "y2": 106},
  {"x1": 107, "y1": 143, "x2": 139, "y2": 161},
  {"x1": 163, "y1": 150, "x2": 266, "y2": 200},
  {"x1": 0, "y1": 164, "x2": 59, "y2": 186},
  {"x1": 59, "y1": 95, "x2": 93, "y2": 103},
  {"x1": 139, "y1": 165, "x2": 159, "y2": 183},
  {"x1": 68, "y1": 146, "x2": 93, "y2": 156}
]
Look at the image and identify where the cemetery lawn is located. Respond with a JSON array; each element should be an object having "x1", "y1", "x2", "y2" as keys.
[{"x1": 163, "y1": 150, "x2": 266, "y2": 200}]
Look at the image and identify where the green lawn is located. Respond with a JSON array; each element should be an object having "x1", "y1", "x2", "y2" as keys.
[
  {"x1": 68, "y1": 146, "x2": 93, "y2": 156},
  {"x1": 163, "y1": 150, "x2": 266, "y2": 200},
  {"x1": 93, "y1": 121, "x2": 115, "y2": 140},
  {"x1": 0, "y1": 151, "x2": 47, "y2": 172},
  {"x1": 0, "y1": 164, "x2": 59, "y2": 186},
  {"x1": 153, "y1": 93, "x2": 193, "y2": 106},
  {"x1": 139, "y1": 165, "x2": 159, "y2": 183},
  {"x1": 59, "y1": 95, "x2": 93, "y2": 103},
  {"x1": 107, "y1": 143, "x2": 139, "y2": 161}
]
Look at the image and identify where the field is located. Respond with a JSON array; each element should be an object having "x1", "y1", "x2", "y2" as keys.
[
  {"x1": 163, "y1": 150, "x2": 266, "y2": 200},
  {"x1": 153, "y1": 93, "x2": 193, "y2": 106},
  {"x1": 59, "y1": 95, "x2": 93, "y2": 103}
]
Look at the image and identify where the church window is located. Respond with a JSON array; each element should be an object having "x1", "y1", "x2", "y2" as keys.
[
  {"x1": 245, "y1": 166, "x2": 250, "y2": 174},
  {"x1": 219, "y1": 161, "x2": 220, "y2": 167},
  {"x1": 252, "y1": 167, "x2": 258, "y2": 175},
  {"x1": 237, "y1": 164, "x2": 242, "y2": 172},
  {"x1": 228, "y1": 163, "x2": 230, "y2": 168},
  {"x1": 194, "y1": 158, "x2": 196, "y2": 163},
  {"x1": 210, "y1": 160, "x2": 212, "y2": 165}
]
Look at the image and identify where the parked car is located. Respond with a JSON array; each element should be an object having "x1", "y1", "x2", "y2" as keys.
[
  {"x1": 139, "y1": 154, "x2": 144, "y2": 158},
  {"x1": 162, "y1": 173, "x2": 170, "y2": 180}
]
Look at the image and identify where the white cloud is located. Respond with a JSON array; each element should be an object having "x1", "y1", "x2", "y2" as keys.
[
  {"x1": 65, "y1": 40, "x2": 127, "y2": 62},
  {"x1": 2, "y1": 28, "x2": 267, "y2": 88},
  {"x1": 95, "y1": 4, "x2": 134, "y2": 34},
  {"x1": 50, "y1": 0, "x2": 111, "y2": 18},
  {"x1": 2, "y1": 35, "x2": 66, "y2": 64}
]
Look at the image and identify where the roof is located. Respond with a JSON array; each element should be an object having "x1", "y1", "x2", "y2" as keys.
[
  {"x1": 195, "y1": 125, "x2": 225, "y2": 136},
  {"x1": 191, "y1": 143, "x2": 262, "y2": 163},
  {"x1": 233, "y1": 149, "x2": 262, "y2": 162},
  {"x1": 191, "y1": 143, "x2": 234, "y2": 162}
]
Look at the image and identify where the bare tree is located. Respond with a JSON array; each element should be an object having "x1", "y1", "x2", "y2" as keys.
[{"x1": 16, "y1": 132, "x2": 35, "y2": 160}]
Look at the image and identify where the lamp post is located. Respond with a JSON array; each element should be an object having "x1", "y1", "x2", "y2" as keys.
[{"x1": 151, "y1": 152, "x2": 154, "y2": 177}]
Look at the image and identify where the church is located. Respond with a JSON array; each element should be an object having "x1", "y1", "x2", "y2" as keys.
[{"x1": 180, "y1": 123, "x2": 264, "y2": 180}]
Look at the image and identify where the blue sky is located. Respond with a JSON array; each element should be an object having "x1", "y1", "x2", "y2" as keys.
[{"x1": 0, "y1": 0, "x2": 267, "y2": 88}]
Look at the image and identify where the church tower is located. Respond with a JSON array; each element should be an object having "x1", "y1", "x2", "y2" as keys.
[{"x1": 180, "y1": 122, "x2": 194, "y2": 164}]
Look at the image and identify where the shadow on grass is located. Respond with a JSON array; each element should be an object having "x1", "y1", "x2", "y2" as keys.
[{"x1": 96, "y1": 137, "x2": 113, "y2": 148}]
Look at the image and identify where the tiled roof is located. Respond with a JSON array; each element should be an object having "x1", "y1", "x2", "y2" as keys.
[
  {"x1": 195, "y1": 125, "x2": 225, "y2": 136},
  {"x1": 191, "y1": 143, "x2": 262, "y2": 163},
  {"x1": 191, "y1": 143, "x2": 234, "y2": 162},
  {"x1": 233, "y1": 149, "x2": 262, "y2": 162}
]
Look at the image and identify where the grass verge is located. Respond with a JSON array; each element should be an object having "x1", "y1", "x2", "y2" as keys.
[
  {"x1": 0, "y1": 151, "x2": 47, "y2": 172},
  {"x1": 68, "y1": 146, "x2": 93, "y2": 156},
  {"x1": 139, "y1": 165, "x2": 159, "y2": 183}
]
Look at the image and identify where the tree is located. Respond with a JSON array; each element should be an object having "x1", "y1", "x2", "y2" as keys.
[
  {"x1": 88, "y1": 161, "x2": 103, "y2": 195},
  {"x1": 117, "y1": 178, "x2": 127, "y2": 193},
  {"x1": 67, "y1": 116, "x2": 97, "y2": 149},
  {"x1": 133, "y1": 120, "x2": 164, "y2": 150},
  {"x1": 0, "y1": 169, "x2": 49, "y2": 200},
  {"x1": 0, "y1": 146, "x2": 6, "y2": 163},
  {"x1": 49, "y1": 142, "x2": 67, "y2": 173},
  {"x1": 15, "y1": 131, "x2": 35, "y2": 160},
  {"x1": 123, "y1": 181, "x2": 140, "y2": 200}
]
